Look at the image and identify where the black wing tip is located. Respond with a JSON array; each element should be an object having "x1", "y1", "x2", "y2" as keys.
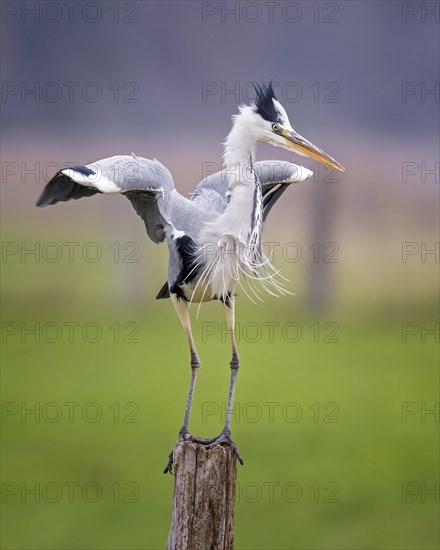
[
  {"x1": 36, "y1": 196, "x2": 50, "y2": 207},
  {"x1": 35, "y1": 168, "x2": 99, "y2": 208},
  {"x1": 70, "y1": 165, "x2": 96, "y2": 176},
  {"x1": 36, "y1": 194, "x2": 46, "y2": 207},
  {"x1": 36, "y1": 171, "x2": 63, "y2": 207}
]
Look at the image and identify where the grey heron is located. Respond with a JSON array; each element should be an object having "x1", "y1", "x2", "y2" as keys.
[{"x1": 36, "y1": 83, "x2": 344, "y2": 473}]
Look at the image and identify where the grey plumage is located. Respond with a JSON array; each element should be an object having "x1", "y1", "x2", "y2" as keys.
[
  {"x1": 37, "y1": 156, "x2": 174, "y2": 244},
  {"x1": 37, "y1": 155, "x2": 311, "y2": 301},
  {"x1": 35, "y1": 83, "x2": 343, "y2": 473}
]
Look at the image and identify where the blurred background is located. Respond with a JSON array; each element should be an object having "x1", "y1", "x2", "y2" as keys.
[{"x1": 1, "y1": 1, "x2": 439, "y2": 548}]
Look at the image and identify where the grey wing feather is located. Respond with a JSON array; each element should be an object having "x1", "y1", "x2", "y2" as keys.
[
  {"x1": 36, "y1": 155, "x2": 175, "y2": 244},
  {"x1": 93, "y1": 155, "x2": 174, "y2": 194},
  {"x1": 112, "y1": 157, "x2": 175, "y2": 243},
  {"x1": 194, "y1": 160, "x2": 312, "y2": 220}
]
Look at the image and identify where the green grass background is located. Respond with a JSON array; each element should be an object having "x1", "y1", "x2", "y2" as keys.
[{"x1": 1, "y1": 221, "x2": 439, "y2": 550}]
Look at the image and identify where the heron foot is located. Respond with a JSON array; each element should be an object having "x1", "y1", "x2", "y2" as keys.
[
  {"x1": 178, "y1": 429, "x2": 192, "y2": 441},
  {"x1": 192, "y1": 430, "x2": 244, "y2": 465},
  {"x1": 163, "y1": 430, "x2": 193, "y2": 474},
  {"x1": 163, "y1": 451, "x2": 174, "y2": 475},
  {"x1": 164, "y1": 430, "x2": 243, "y2": 474}
]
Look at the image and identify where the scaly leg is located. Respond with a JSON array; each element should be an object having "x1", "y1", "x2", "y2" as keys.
[
  {"x1": 164, "y1": 294, "x2": 200, "y2": 474},
  {"x1": 192, "y1": 297, "x2": 244, "y2": 465},
  {"x1": 223, "y1": 296, "x2": 240, "y2": 433}
]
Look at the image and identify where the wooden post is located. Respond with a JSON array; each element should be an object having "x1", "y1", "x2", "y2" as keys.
[{"x1": 167, "y1": 440, "x2": 237, "y2": 550}]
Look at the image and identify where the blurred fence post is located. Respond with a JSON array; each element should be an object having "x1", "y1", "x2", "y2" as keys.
[
  {"x1": 167, "y1": 440, "x2": 237, "y2": 550},
  {"x1": 306, "y1": 176, "x2": 338, "y2": 312}
]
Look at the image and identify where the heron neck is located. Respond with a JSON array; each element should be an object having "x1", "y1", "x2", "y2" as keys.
[{"x1": 223, "y1": 117, "x2": 258, "y2": 190}]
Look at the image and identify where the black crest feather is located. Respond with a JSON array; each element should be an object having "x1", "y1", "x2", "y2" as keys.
[{"x1": 253, "y1": 82, "x2": 280, "y2": 123}]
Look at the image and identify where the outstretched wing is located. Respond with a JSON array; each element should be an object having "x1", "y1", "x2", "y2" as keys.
[
  {"x1": 36, "y1": 154, "x2": 175, "y2": 244},
  {"x1": 194, "y1": 160, "x2": 313, "y2": 221},
  {"x1": 256, "y1": 161, "x2": 313, "y2": 221}
]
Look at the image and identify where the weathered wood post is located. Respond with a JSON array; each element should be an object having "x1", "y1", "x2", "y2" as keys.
[{"x1": 167, "y1": 440, "x2": 237, "y2": 550}]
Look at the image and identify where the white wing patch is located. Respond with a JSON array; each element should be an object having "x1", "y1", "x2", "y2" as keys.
[
  {"x1": 284, "y1": 165, "x2": 313, "y2": 183},
  {"x1": 61, "y1": 168, "x2": 121, "y2": 193}
]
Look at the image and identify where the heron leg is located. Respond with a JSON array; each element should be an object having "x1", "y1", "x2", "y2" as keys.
[
  {"x1": 192, "y1": 298, "x2": 244, "y2": 465},
  {"x1": 223, "y1": 297, "x2": 240, "y2": 434},
  {"x1": 164, "y1": 295, "x2": 200, "y2": 474}
]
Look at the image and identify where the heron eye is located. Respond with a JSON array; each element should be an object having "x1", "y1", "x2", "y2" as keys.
[{"x1": 272, "y1": 123, "x2": 280, "y2": 132}]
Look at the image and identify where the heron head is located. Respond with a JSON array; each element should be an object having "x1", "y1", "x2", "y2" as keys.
[{"x1": 251, "y1": 82, "x2": 345, "y2": 172}]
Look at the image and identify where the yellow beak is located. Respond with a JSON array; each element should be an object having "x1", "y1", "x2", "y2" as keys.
[{"x1": 284, "y1": 131, "x2": 345, "y2": 172}]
